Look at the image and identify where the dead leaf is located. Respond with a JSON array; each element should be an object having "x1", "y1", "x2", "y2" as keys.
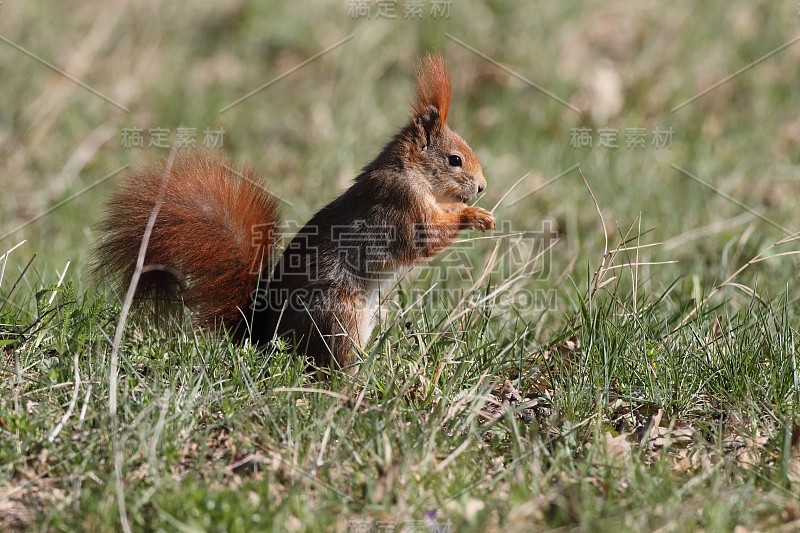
[
  {"x1": 494, "y1": 379, "x2": 522, "y2": 404},
  {"x1": 723, "y1": 430, "x2": 768, "y2": 469}
]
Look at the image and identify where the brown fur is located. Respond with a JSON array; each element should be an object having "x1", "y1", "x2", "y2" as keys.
[
  {"x1": 94, "y1": 54, "x2": 493, "y2": 370},
  {"x1": 259, "y1": 53, "x2": 494, "y2": 368},
  {"x1": 413, "y1": 54, "x2": 452, "y2": 128},
  {"x1": 93, "y1": 150, "x2": 279, "y2": 329}
]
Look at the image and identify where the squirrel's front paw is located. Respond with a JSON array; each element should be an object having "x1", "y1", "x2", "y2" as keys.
[{"x1": 460, "y1": 206, "x2": 495, "y2": 231}]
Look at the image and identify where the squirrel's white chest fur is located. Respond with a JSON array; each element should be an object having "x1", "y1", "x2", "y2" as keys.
[{"x1": 356, "y1": 276, "x2": 398, "y2": 347}]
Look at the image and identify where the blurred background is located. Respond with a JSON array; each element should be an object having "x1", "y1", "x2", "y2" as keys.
[{"x1": 1, "y1": 0, "x2": 798, "y2": 316}]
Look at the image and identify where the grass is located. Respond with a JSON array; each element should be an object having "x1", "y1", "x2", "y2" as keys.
[{"x1": 2, "y1": 0, "x2": 800, "y2": 531}]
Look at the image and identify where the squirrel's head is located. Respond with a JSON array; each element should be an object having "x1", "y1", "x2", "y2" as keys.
[{"x1": 408, "y1": 54, "x2": 487, "y2": 205}]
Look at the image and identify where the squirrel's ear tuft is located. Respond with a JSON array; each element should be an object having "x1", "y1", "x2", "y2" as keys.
[{"x1": 412, "y1": 53, "x2": 451, "y2": 132}]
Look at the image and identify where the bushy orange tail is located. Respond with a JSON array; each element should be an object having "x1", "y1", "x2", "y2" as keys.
[{"x1": 92, "y1": 150, "x2": 280, "y2": 330}]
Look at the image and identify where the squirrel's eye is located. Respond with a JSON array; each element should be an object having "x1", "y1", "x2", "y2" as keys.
[{"x1": 448, "y1": 155, "x2": 463, "y2": 167}]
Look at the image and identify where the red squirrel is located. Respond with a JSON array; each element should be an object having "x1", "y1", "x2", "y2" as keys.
[{"x1": 93, "y1": 54, "x2": 495, "y2": 369}]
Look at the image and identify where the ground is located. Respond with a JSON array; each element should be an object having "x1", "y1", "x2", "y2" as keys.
[{"x1": 2, "y1": 1, "x2": 800, "y2": 531}]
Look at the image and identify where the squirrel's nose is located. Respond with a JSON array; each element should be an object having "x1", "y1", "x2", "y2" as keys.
[{"x1": 476, "y1": 174, "x2": 487, "y2": 194}]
